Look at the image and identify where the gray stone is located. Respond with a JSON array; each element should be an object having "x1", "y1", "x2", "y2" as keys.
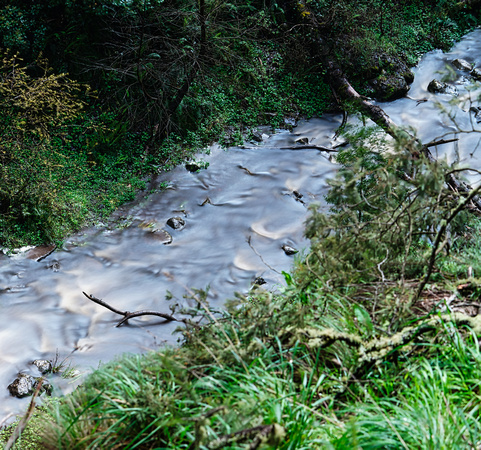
[
  {"x1": 452, "y1": 58, "x2": 472, "y2": 71},
  {"x1": 32, "y1": 359, "x2": 52, "y2": 374},
  {"x1": 166, "y1": 217, "x2": 185, "y2": 230},
  {"x1": 282, "y1": 245, "x2": 298, "y2": 256},
  {"x1": 295, "y1": 137, "x2": 309, "y2": 145},
  {"x1": 253, "y1": 277, "x2": 266, "y2": 286},
  {"x1": 251, "y1": 130, "x2": 263, "y2": 142},
  {"x1": 471, "y1": 68, "x2": 481, "y2": 80},
  {"x1": 148, "y1": 229, "x2": 173, "y2": 245},
  {"x1": 8, "y1": 374, "x2": 36, "y2": 398},
  {"x1": 369, "y1": 74, "x2": 409, "y2": 101},
  {"x1": 427, "y1": 79, "x2": 458, "y2": 96},
  {"x1": 7, "y1": 373, "x2": 51, "y2": 398}
]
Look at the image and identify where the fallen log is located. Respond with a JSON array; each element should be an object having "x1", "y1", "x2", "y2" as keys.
[{"x1": 325, "y1": 60, "x2": 481, "y2": 213}]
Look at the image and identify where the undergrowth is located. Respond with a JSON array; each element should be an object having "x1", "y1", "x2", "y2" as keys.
[{"x1": 1, "y1": 127, "x2": 476, "y2": 448}]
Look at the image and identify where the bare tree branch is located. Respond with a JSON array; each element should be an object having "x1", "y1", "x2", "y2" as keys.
[{"x1": 82, "y1": 292, "x2": 191, "y2": 327}]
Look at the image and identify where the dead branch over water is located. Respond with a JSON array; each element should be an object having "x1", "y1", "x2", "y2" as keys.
[{"x1": 82, "y1": 292, "x2": 190, "y2": 327}]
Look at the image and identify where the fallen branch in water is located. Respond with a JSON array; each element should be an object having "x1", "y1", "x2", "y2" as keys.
[
  {"x1": 280, "y1": 144, "x2": 338, "y2": 152},
  {"x1": 82, "y1": 291, "x2": 190, "y2": 327}
]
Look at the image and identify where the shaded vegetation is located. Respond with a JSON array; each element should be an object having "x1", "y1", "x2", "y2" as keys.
[{"x1": 0, "y1": 0, "x2": 480, "y2": 245}]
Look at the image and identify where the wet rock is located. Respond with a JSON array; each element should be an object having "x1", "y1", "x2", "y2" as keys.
[
  {"x1": 427, "y1": 79, "x2": 457, "y2": 95},
  {"x1": 185, "y1": 163, "x2": 201, "y2": 172},
  {"x1": 284, "y1": 117, "x2": 297, "y2": 128},
  {"x1": 253, "y1": 277, "x2": 266, "y2": 286},
  {"x1": 166, "y1": 217, "x2": 185, "y2": 230},
  {"x1": 32, "y1": 359, "x2": 52, "y2": 374},
  {"x1": 471, "y1": 68, "x2": 481, "y2": 80},
  {"x1": 251, "y1": 130, "x2": 263, "y2": 142},
  {"x1": 295, "y1": 137, "x2": 309, "y2": 145},
  {"x1": 7, "y1": 374, "x2": 52, "y2": 398},
  {"x1": 452, "y1": 58, "x2": 472, "y2": 72},
  {"x1": 282, "y1": 245, "x2": 298, "y2": 256},
  {"x1": 369, "y1": 74, "x2": 409, "y2": 101},
  {"x1": 149, "y1": 229, "x2": 173, "y2": 245},
  {"x1": 26, "y1": 244, "x2": 56, "y2": 262}
]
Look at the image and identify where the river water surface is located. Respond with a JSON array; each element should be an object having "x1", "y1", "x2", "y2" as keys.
[{"x1": 2, "y1": 30, "x2": 481, "y2": 421}]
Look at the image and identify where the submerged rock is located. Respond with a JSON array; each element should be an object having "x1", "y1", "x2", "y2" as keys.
[
  {"x1": 166, "y1": 217, "x2": 185, "y2": 230},
  {"x1": 7, "y1": 374, "x2": 52, "y2": 398}
]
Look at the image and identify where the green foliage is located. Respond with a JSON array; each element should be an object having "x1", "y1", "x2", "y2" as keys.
[{"x1": 296, "y1": 125, "x2": 472, "y2": 288}]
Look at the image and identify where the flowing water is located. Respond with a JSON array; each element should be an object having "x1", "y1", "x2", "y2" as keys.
[{"x1": 2, "y1": 30, "x2": 481, "y2": 421}]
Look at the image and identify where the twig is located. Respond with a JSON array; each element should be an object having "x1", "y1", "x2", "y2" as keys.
[
  {"x1": 4, "y1": 380, "x2": 43, "y2": 450},
  {"x1": 280, "y1": 144, "x2": 338, "y2": 152},
  {"x1": 424, "y1": 138, "x2": 459, "y2": 148},
  {"x1": 0, "y1": 413, "x2": 14, "y2": 429},
  {"x1": 246, "y1": 236, "x2": 281, "y2": 274},
  {"x1": 82, "y1": 292, "x2": 190, "y2": 327}
]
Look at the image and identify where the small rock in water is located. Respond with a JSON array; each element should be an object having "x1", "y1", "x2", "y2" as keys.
[
  {"x1": 185, "y1": 163, "x2": 201, "y2": 172},
  {"x1": 253, "y1": 277, "x2": 266, "y2": 286},
  {"x1": 32, "y1": 359, "x2": 52, "y2": 374},
  {"x1": 7, "y1": 373, "x2": 52, "y2": 398},
  {"x1": 427, "y1": 79, "x2": 447, "y2": 93},
  {"x1": 251, "y1": 130, "x2": 263, "y2": 142},
  {"x1": 427, "y1": 79, "x2": 457, "y2": 96},
  {"x1": 8, "y1": 374, "x2": 36, "y2": 398},
  {"x1": 166, "y1": 217, "x2": 186, "y2": 230},
  {"x1": 148, "y1": 229, "x2": 173, "y2": 245},
  {"x1": 471, "y1": 68, "x2": 481, "y2": 80},
  {"x1": 295, "y1": 137, "x2": 309, "y2": 145},
  {"x1": 452, "y1": 58, "x2": 472, "y2": 72},
  {"x1": 282, "y1": 244, "x2": 298, "y2": 256}
]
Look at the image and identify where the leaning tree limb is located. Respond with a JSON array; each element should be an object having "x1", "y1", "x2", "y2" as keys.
[
  {"x1": 325, "y1": 61, "x2": 481, "y2": 213},
  {"x1": 82, "y1": 292, "x2": 190, "y2": 327}
]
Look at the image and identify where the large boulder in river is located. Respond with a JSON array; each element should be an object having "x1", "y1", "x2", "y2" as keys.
[{"x1": 369, "y1": 74, "x2": 409, "y2": 101}]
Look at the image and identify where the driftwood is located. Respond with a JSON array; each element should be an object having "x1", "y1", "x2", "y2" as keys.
[
  {"x1": 82, "y1": 292, "x2": 188, "y2": 327},
  {"x1": 325, "y1": 60, "x2": 481, "y2": 213}
]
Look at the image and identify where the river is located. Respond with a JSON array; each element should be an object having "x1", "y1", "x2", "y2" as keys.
[{"x1": 1, "y1": 29, "x2": 481, "y2": 422}]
